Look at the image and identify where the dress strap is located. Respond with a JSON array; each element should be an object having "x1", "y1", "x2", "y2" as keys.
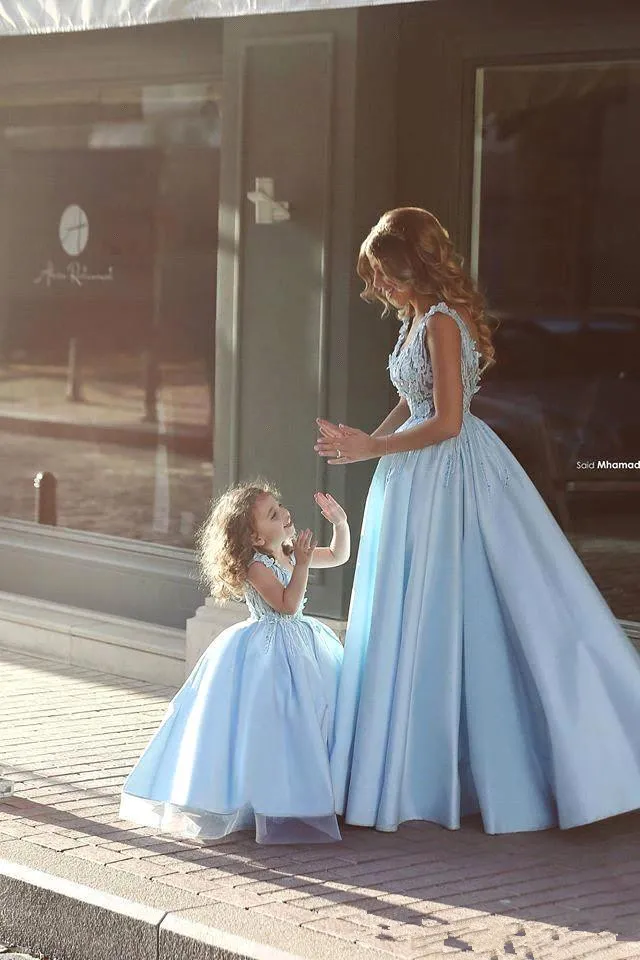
[
  {"x1": 249, "y1": 551, "x2": 295, "y2": 575},
  {"x1": 428, "y1": 302, "x2": 482, "y2": 411},
  {"x1": 249, "y1": 551, "x2": 276, "y2": 570},
  {"x1": 429, "y1": 302, "x2": 473, "y2": 343}
]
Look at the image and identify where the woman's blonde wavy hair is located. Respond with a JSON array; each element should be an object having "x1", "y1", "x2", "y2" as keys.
[
  {"x1": 197, "y1": 480, "x2": 290, "y2": 603},
  {"x1": 357, "y1": 207, "x2": 495, "y2": 369}
]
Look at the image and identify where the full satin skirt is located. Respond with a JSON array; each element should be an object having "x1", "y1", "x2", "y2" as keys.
[
  {"x1": 331, "y1": 412, "x2": 640, "y2": 834},
  {"x1": 121, "y1": 615, "x2": 343, "y2": 843}
]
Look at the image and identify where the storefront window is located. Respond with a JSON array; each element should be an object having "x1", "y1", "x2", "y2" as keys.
[
  {"x1": 472, "y1": 61, "x2": 640, "y2": 621},
  {"x1": 0, "y1": 82, "x2": 220, "y2": 548}
]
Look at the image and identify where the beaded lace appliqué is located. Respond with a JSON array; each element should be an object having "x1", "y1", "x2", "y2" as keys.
[
  {"x1": 244, "y1": 553, "x2": 307, "y2": 652},
  {"x1": 388, "y1": 302, "x2": 481, "y2": 415},
  {"x1": 385, "y1": 302, "x2": 491, "y2": 487}
]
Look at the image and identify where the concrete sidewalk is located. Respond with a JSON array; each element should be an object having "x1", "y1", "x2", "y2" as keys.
[{"x1": 1, "y1": 647, "x2": 639, "y2": 960}]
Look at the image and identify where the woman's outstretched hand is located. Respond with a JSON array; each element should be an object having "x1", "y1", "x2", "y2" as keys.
[{"x1": 315, "y1": 419, "x2": 382, "y2": 465}]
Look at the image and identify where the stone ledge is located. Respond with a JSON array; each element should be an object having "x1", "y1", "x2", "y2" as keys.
[{"x1": 0, "y1": 591, "x2": 184, "y2": 685}]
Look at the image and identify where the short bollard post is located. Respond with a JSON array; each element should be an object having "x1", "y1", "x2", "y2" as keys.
[
  {"x1": 66, "y1": 336, "x2": 83, "y2": 402},
  {"x1": 34, "y1": 471, "x2": 57, "y2": 526},
  {"x1": 142, "y1": 347, "x2": 159, "y2": 423}
]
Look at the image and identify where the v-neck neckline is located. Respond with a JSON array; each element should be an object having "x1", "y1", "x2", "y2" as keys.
[
  {"x1": 395, "y1": 302, "x2": 476, "y2": 359},
  {"x1": 396, "y1": 305, "x2": 436, "y2": 358}
]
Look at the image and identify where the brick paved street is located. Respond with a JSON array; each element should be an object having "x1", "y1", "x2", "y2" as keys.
[{"x1": 1, "y1": 647, "x2": 640, "y2": 960}]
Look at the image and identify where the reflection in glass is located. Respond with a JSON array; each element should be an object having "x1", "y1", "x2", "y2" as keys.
[
  {"x1": 472, "y1": 62, "x2": 640, "y2": 621},
  {"x1": 0, "y1": 83, "x2": 220, "y2": 548}
]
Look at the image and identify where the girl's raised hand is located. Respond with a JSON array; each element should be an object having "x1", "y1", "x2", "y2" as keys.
[
  {"x1": 293, "y1": 528, "x2": 317, "y2": 566},
  {"x1": 314, "y1": 492, "x2": 347, "y2": 526}
]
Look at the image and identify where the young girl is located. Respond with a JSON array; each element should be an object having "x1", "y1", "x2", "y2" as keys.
[
  {"x1": 120, "y1": 483, "x2": 349, "y2": 844},
  {"x1": 316, "y1": 206, "x2": 640, "y2": 835}
]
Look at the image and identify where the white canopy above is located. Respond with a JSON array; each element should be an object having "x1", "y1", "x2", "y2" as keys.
[{"x1": 0, "y1": 0, "x2": 424, "y2": 36}]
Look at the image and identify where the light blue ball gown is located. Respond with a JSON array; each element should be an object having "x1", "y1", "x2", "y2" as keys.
[
  {"x1": 120, "y1": 552, "x2": 343, "y2": 843},
  {"x1": 331, "y1": 302, "x2": 640, "y2": 835}
]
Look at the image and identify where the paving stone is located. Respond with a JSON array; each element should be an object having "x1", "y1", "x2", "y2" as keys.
[
  {"x1": 303, "y1": 917, "x2": 365, "y2": 941},
  {"x1": 2, "y1": 647, "x2": 640, "y2": 960}
]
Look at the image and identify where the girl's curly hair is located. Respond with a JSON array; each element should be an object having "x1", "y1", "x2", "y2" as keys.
[
  {"x1": 357, "y1": 207, "x2": 495, "y2": 369},
  {"x1": 197, "y1": 480, "x2": 286, "y2": 603}
]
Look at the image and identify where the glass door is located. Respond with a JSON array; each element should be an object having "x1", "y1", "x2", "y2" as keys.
[{"x1": 471, "y1": 61, "x2": 640, "y2": 622}]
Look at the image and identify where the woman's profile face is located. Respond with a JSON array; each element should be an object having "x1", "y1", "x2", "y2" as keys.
[{"x1": 368, "y1": 254, "x2": 413, "y2": 310}]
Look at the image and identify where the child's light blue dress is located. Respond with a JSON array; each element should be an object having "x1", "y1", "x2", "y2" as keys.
[
  {"x1": 120, "y1": 553, "x2": 343, "y2": 843},
  {"x1": 331, "y1": 302, "x2": 640, "y2": 835}
]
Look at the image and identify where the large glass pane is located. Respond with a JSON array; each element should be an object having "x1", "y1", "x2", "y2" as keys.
[
  {"x1": 0, "y1": 82, "x2": 220, "y2": 548},
  {"x1": 472, "y1": 62, "x2": 640, "y2": 621}
]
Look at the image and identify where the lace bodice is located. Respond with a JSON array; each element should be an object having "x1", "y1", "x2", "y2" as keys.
[
  {"x1": 388, "y1": 302, "x2": 482, "y2": 421},
  {"x1": 244, "y1": 552, "x2": 305, "y2": 620}
]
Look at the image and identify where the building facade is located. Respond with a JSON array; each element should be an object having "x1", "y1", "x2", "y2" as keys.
[{"x1": 0, "y1": 1, "x2": 637, "y2": 676}]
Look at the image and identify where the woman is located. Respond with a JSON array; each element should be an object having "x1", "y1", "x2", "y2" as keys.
[{"x1": 315, "y1": 206, "x2": 640, "y2": 835}]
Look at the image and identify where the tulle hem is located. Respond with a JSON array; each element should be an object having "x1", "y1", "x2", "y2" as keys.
[{"x1": 119, "y1": 792, "x2": 342, "y2": 844}]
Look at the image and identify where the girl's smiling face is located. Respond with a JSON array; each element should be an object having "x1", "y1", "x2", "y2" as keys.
[{"x1": 252, "y1": 493, "x2": 294, "y2": 552}]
